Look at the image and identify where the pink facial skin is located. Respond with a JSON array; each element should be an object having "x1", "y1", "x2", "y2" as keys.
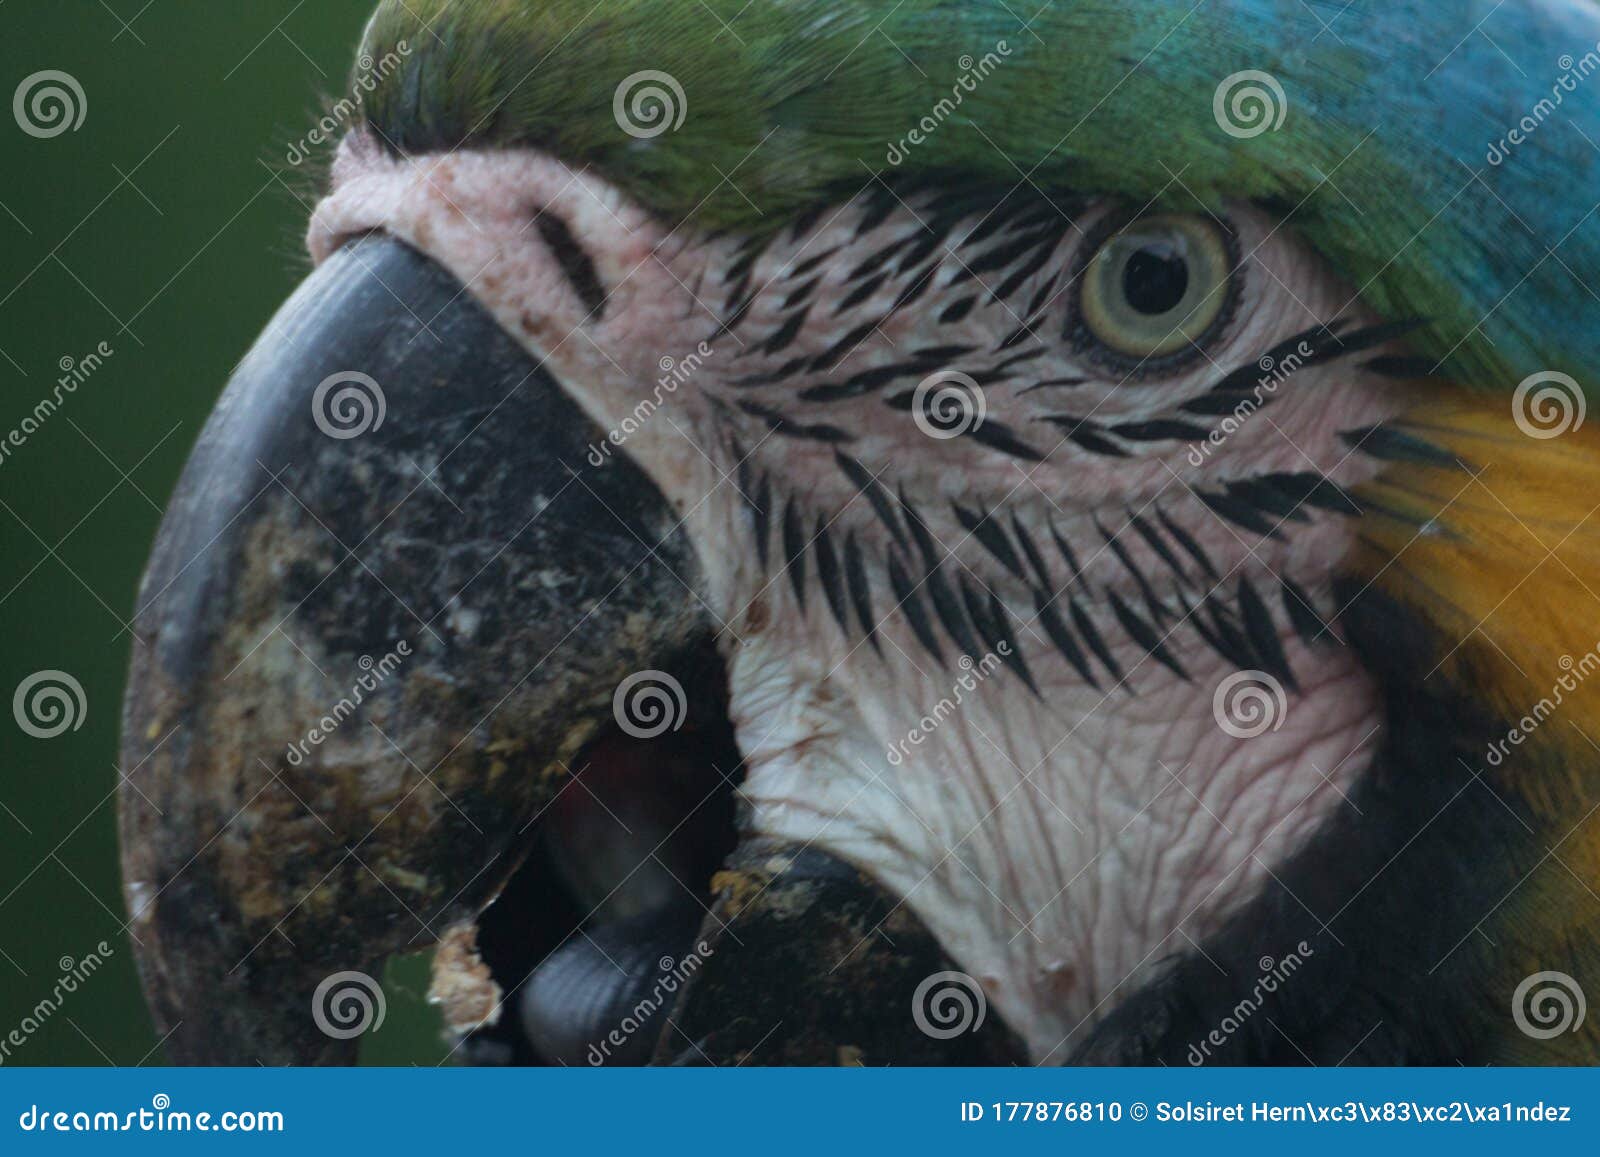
[{"x1": 311, "y1": 129, "x2": 1417, "y2": 1058}]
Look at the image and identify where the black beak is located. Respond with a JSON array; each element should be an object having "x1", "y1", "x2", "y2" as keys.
[{"x1": 118, "y1": 235, "x2": 713, "y2": 1064}]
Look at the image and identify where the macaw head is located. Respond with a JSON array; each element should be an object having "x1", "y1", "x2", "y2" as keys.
[{"x1": 121, "y1": 0, "x2": 1600, "y2": 1065}]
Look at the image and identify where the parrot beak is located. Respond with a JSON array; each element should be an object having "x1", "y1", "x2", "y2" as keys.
[{"x1": 118, "y1": 235, "x2": 716, "y2": 1064}]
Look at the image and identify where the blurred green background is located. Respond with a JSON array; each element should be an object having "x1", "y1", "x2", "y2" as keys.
[{"x1": 0, "y1": 1, "x2": 441, "y2": 1065}]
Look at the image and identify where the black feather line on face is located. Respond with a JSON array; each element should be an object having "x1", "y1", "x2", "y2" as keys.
[
  {"x1": 888, "y1": 549, "x2": 946, "y2": 666},
  {"x1": 1010, "y1": 512, "x2": 1055, "y2": 592},
  {"x1": 1156, "y1": 505, "x2": 1219, "y2": 581},
  {"x1": 738, "y1": 453, "x2": 772, "y2": 572},
  {"x1": 1238, "y1": 576, "x2": 1297, "y2": 691},
  {"x1": 1281, "y1": 576, "x2": 1333, "y2": 646},
  {"x1": 1339, "y1": 424, "x2": 1463, "y2": 470},
  {"x1": 736, "y1": 399, "x2": 854, "y2": 444},
  {"x1": 1107, "y1": 590, "x2": 1187, "y2": 679},
  {"x1": 812, "y1": 514, "x2": 851, "y2": 636},
  {"x1": 955, "y1": 502, "x2": 1028, "y2": 580},
  {"x1": 901, "y1": 493, "x2": 987, "y2": 660},
  {"x1": 1097, "y1": 516, "x2": 1169, "y2": 623},
  {"x1": 783, "y1": 498, "x2": 809, "y2": 612},
  {"x1": 1037, "y1": 415, "x2": 1129, "y2": 458},
  {"x1": 844, "y1": 531, "x2": 882, "y2": 655},
  {"x1": 835, "y1": 452, "x2": 908, "y2": 549},
  {"x1": 1034, "y1": 590, "x2": 1100, "y2": 688}
]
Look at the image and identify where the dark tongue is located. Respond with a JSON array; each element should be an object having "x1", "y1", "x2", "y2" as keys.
[
  {"x1": 520, "y1": 905, "x2": 704, "y2": 1065},
  {"x1": 517, "y1": 734, "x2": 733, "y2": 1065}
]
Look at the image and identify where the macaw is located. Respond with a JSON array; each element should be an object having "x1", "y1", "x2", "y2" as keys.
[{"x1": 120, "y1": 0, "x2": 1600, "y2": 1065}]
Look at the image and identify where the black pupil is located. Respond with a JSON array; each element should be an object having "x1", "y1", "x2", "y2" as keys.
[{"x1": 1121, "y1": 240, "x2": 1189, "y2": 316}]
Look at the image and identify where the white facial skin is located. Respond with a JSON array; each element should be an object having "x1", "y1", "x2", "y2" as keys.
[{"x1": 312, "y1": 130, "x2": 1416, "y2": 1060}]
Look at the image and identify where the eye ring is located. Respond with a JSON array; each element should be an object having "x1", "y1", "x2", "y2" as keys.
[{"x1": 1070, "y1": 211, "x2": 1240, "y2": 372}]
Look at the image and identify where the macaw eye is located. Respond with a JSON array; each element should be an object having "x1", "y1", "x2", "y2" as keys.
[{"x1": 1078, "y1": 214, "x2": 1235, "y2": 362}]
